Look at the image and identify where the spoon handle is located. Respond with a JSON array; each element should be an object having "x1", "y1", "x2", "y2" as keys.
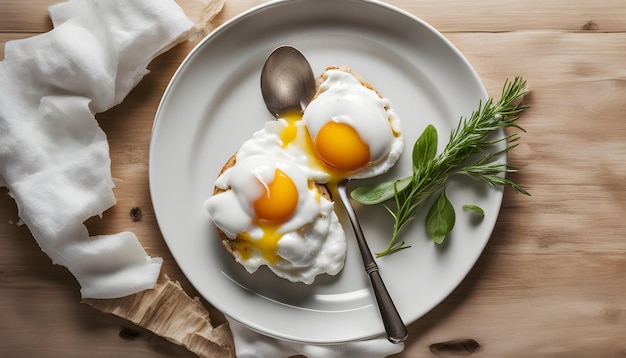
[{"x1": 337, "y1": 179, "x2": 408, "y2": 344}]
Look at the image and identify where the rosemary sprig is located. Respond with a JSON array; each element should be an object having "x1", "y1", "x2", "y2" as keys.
[{"x1": 351, "y1": 77, "x2": 530, "y2": 257}]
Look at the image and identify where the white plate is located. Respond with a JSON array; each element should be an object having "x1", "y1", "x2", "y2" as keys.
[{"x1": 150, "y1": 0, "x2": 501, "y2": 344}]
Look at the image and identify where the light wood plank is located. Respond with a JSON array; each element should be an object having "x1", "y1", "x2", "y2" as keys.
[
  {"x1": 2, "y1": 0, "x2": 626, "y2": 34},
  {"x1": 2, "y1": 0, "x2": 626, "y2": 357},
  {"x1": 0, "y1": 1, "x2": 55, "y2": 33},
  {"x1": 388, "y1": 0, "x2": 626, "y2": 32}
]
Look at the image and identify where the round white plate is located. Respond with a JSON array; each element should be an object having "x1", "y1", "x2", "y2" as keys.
[{"x1": 150, "y1": 0, "x2": 501, "y2": 344}]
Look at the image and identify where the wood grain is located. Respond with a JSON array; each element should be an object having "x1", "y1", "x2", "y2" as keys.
[{"x1": 2, "y1": 0, "x2": 626, "y2": 357}]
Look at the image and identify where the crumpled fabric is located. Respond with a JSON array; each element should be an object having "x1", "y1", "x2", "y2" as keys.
[
  {"x1": 227, "y1": 317, "x2": 405, "y2": 358},
  {"x1": 0, "y1": 0, "x2": 193, "y2": 298}
]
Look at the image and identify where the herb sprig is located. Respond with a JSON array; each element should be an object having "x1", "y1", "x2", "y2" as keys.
[{"x1": 351, "y1": 77, "x2": 530, "y2": 257}]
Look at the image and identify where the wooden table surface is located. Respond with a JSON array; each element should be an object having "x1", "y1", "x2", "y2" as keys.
[{"x1": 2, "y1": 0, "x2": 626, "y2": 357}]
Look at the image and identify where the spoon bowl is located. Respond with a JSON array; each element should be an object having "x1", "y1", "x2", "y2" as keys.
[
  {"x1": 260, "y1": 46, "x2": 408, "y2": 343},
  {"x1": 260, "y1": 46, "x2": 316, "y2": 117}
]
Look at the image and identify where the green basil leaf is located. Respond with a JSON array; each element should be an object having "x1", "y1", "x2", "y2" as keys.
[
  {"x1": 463, "y1": 204, "x2": 485, "y2": 216},
  {"x1": 351, "y1": 176, "x2": 412, "y2": 205},
  {"x1": 413, "y1": 124, "x2": 438, "y2": 173},
  {"x1": 426, "y1": 190, "x2": 455, "y2": 244}
]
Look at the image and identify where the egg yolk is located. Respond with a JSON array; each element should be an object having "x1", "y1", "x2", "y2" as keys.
[
  {"x1": 253, "y1": 169, "x2": 298, "y2": 224},
  {"x1": 236, "y1": 226, "x2": 282, "y2": 264},
  {"x1": 314, "y1": 121, "x2": 370, "y2": 173},
  {"x1": 236, "y1": 169, "x2": 299, "y2": 264},
  {"x1": 279, "y1": 109, "x2": 302, "y2": 148}
]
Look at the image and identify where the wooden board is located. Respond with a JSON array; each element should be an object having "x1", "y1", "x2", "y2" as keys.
[{"x1": 1, "y1": 0, "x2": 626, "y2": 356}]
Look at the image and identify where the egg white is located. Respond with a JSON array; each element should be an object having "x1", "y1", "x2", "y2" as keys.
[{"x1": 303, "y1": 69, "x2": 404, "y2": 179}]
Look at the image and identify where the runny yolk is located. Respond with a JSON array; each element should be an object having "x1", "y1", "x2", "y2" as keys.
[
  {"x1": 313, "y1": 121, "x2": 370, "y2": 173},
  {"x1": 236, "y1": 226, "x2": 282, "y2": 264},
  {"x1": 279, "y1": 109, "x2": 302, "y2": 147},
  {"x1": 236, "y1": 169, "x2": 299, "y2": 264},
  {"x1": 253, "y1": 169, "x2": 299, "y2": 224}
]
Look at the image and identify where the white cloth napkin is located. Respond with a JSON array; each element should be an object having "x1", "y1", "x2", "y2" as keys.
[
  {"x1": 228, "y1": 317, "x2": 404, "y2": 358},
  {"x1": 0, "y1": 0, "x2": 193, "y2": 298}
]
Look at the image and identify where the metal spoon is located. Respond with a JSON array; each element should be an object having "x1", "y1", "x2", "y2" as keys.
[
  {"x1": 260, "y1": 46, "x2": 408, "y2": 344},
  {"x1": 261, "y1": 46, "x2": 316, "y2": 116},
  {"x1": 336, "y1": 179, "x2": 408, "y2": 343}
]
